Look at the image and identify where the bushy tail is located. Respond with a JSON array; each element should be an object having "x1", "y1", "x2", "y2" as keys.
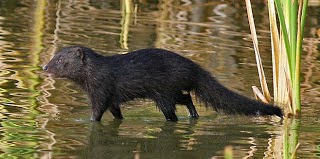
[{"x1": 194, "y1": 71, "x2": 283, "y2": 117}]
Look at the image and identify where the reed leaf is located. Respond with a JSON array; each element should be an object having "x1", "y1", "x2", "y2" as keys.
[
  {"x1": 292, "y1": 0, "x2": 308, "y2": 115},
  {"x1": 252, "y1": 86, "x2": 269, "y2": 103},
  {"x1": 290, "y1": 0, "x2": 298, "y2": 78},
  {"x1": 290, "y1": 143, "x2": 300, "y2": 159},
  {"x1": 268, "y1": 0, "x2": 280, "y2": 102},
  {"x1": 245, "y1": 0, "x2": 272, "y2": 102},
  {"x1": 274, "y1": 0, "x2": 292, "y2": 77}
]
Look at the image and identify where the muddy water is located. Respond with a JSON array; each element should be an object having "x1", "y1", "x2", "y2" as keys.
[{"x1": 0, "y1": 0, "x2": 319, "y2": 158}]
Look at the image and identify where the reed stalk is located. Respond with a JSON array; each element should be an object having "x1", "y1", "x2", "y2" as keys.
[
  {"x1": 120, "y1": 0, "x2": 134, "y2": 49},
  {"x1": 246, "y1": 0, "x2": 308, "y2": 116},
  {"x1": 224, "y1": 146, "x2": 233, "y2": 159},
  {"x1": 274, "y1": 0, "x2": 308, "y2": 116}
]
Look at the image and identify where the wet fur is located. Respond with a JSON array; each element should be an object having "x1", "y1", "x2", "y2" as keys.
[{"x1": 43, "y1": 46, "x2": 283, "y2": 122}]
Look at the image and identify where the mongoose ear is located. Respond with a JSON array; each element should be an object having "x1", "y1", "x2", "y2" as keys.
[{"x1": 75, "y1": 47, "x2": 85, "y2": 61}]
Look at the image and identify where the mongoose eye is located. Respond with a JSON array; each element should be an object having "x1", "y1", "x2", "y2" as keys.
[{"x1": 56, "y1": 59, "x2": 62, "y2": 64}]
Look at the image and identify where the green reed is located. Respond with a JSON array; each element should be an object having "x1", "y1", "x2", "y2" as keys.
[{"x1": 272, "y1": 0, "x2": 308, "y2": 116}]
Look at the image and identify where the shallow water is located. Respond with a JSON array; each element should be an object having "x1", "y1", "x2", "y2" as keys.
[{"x1": 0, "y1": 0, "x2": 319, "y2": 158}]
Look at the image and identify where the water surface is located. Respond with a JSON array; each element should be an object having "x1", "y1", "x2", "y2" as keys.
[{"x1": 0, "y1": 0, "x2": 319, "y2": 158}]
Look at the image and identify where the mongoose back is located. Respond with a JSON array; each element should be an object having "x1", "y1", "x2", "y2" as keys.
[{"x1": 43, "y1": 46, "x2": 283, "y2": 122}]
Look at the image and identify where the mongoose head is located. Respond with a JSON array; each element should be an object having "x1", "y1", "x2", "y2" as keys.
[{"x1": 43, "y1": 46, "x2": 86, "y2": 79}]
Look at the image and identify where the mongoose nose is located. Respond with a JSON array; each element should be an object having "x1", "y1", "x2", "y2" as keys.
[{"x1": 43, "y1": 65, "x2": 48, "y2": 71}]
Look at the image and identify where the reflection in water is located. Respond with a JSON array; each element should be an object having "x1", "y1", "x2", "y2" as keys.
[
  {"x1": 81, "y1": 118, "x2": 279, "y2": 159},
  {"x1": 0, "y1": 0, "x2": 56, "y2": 158},
  {"x1": 0, "y1": 0, "x2": 319, "y2": 158}
]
